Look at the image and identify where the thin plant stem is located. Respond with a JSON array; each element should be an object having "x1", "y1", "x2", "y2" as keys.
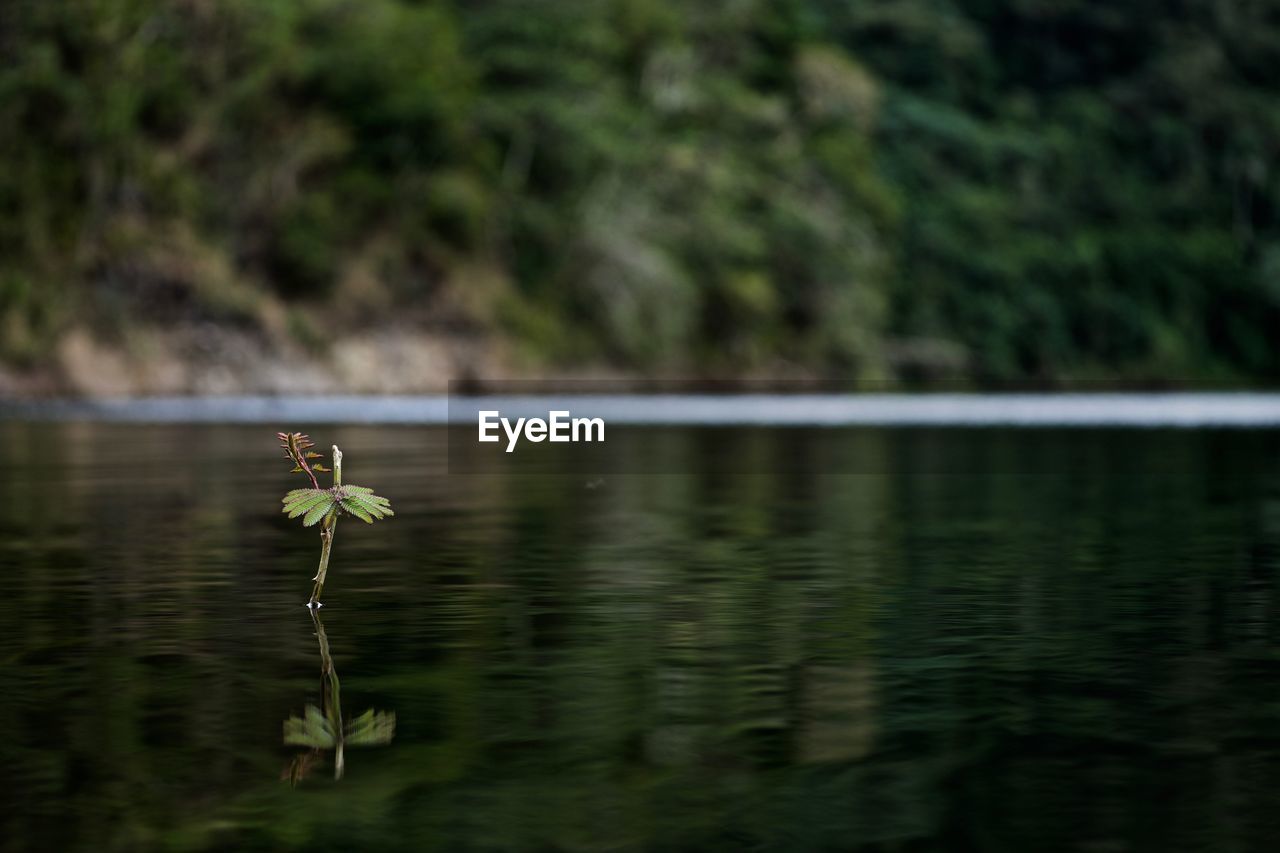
[
  {"x1": 309, "y1": 607, "x2": 344, "y2": 778},
  {"x1": 308, "y1": 445, "x2": 343, "y2": 607}
]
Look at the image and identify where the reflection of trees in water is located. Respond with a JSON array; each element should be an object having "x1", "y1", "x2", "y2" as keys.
[
  {"x1": 283, "y1": 609, "x2": 394, "y2": 784},
  {"x1": 4, "y1": 425, "x2": 1280, "y2": 849}
]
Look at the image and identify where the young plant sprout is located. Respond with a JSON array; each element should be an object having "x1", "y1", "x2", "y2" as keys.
[{"x1": 278, "y1": 432, "x2": 393, "y2": 607}]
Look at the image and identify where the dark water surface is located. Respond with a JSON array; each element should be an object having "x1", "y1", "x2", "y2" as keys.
[{"x1": 2, "y1": 423, "x2": 1280, "y2": 852}]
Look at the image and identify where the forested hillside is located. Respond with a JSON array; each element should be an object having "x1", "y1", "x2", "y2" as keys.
[{"x1": 2, "y1": 1, "x2": 1278, "y2": 391}]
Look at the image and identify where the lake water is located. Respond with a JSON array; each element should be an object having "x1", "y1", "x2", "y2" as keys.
[{"x1": 2, "y1": 414, "x2": 1279, "y2": 851}]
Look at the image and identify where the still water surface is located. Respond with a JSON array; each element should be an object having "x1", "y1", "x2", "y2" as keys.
[{"x1": 2, "y1": 422, "x2": 1279, "y2": 851}]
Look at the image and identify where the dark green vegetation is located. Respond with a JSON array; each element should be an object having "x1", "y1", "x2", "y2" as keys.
[
  {"x1": 3, "y1": 423, "x2": 1280, "y2": 850},
  {"x1": 2, "y1": 1, "x2": 1279, "y2": 380}
]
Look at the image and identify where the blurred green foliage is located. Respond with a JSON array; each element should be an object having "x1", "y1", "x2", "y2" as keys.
[{"x1": 1, "y1": 0, "x2": 1278, "y2": 379}]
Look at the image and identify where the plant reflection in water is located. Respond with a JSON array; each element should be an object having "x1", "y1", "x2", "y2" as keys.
[{"x1": 283, "y1": 609, "x2": 395, "y2": 784}]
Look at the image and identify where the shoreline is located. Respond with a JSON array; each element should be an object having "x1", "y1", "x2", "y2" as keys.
[{"x1": 5, "y1": 392, "x2": 1280, "y2": 427}]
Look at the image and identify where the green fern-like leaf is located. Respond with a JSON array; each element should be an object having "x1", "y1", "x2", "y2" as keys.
[
  {"x1": 284, "y1": 489, "x2": 334, "y2": 519},
  {"x1": 283, "y1": 488, "x2": 326, "y2": 505},
  {"x1": 345, "y1": 708, "x2": 396, "y2": 746},
  {"x1": 283, "y1": 705, "x2": 336, "y2": 749},
  {"x1": 303, "y1": 499, "x2": 337, "y2": 527},
  {"x1": 340, "y1": 498, "x2": 375, "y2": 523},
  {"x1": 335, "y1": 485, "x2": 393, "y2": 522},
  {"x1": 281, "y1": 485, "x2": 391, "y2": 527},
  {"x1": 345, "y1": 495, "x2": 387, "y2": 518}
]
